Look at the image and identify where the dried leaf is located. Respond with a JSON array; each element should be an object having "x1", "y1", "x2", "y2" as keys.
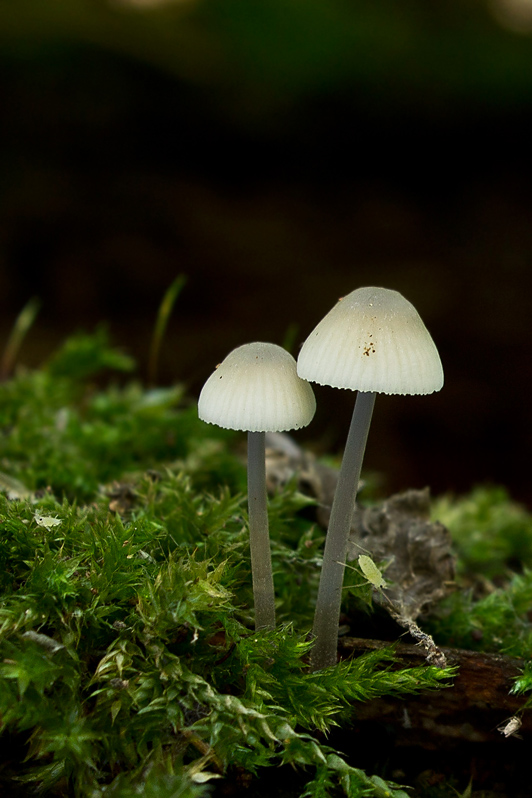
[{"x1": 348, "y1": 488, "x2": 456, "y2": 622}]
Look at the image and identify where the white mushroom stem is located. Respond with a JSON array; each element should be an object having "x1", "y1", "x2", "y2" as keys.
[
  {"x1": 310, "y1": 390, "x2": 376, "y2": 671},
  {"x1": 247, "y1": 431, "x2": 276, "y2": 630}
]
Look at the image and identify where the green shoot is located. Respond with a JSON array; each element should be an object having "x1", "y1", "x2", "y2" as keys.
[{"x1": 148, "y1": 275, "x2": 187, "y2": 385}]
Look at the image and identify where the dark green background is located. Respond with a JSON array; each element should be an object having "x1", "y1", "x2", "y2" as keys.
[{"x1": 1, "y1": 0, "x2": 531, "y2": 503}]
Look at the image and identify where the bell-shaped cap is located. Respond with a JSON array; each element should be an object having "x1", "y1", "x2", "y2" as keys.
[
  {"x1": 297, "y1": 287, "x2": 443, "y2": 395},
  {"x1": 199, "y1": 342, "x2": 316, "y2": 432}
]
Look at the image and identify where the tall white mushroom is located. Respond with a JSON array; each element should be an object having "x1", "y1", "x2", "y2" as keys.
[
  {"x1": 297, "y1": 287, "x2": 443, "y2": 670},
  {"x1": 199, "y1": 342, "x2": 316, "y2": 630}
]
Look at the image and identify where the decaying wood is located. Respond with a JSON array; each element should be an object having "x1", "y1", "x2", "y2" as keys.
[
  {"x1": 265, "y1": 434, "x2": 531, "y2": 747},
  {"x1": 339, "y1": 637, "x2": 531, "y2": 745}
]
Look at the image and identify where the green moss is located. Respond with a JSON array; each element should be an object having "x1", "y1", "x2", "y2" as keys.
[
  {"x1": 432, "y1": 486, "x2": 532, "y2": 581},
  {"x1": 0, "y1": 330, "x2": 237, "y2": 502},
  {"x1": 6, "y1": 330, "x2": 519, "y2": 798},
  {"x1": 425, "y1": 489, "x2": 532, "y2": 661}
]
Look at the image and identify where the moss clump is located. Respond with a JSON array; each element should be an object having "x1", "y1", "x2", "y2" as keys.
[
  {"x1": 0, "y1": 330, "x2": 482, "y2": 798},
  {"x1": 427, "y1": 490, "x2": 532, "y2": 656},
  {"x1": 0, "y1": 328, "x2": 240, "y2": 503},
  {"x1": 432, "y1": 487, "x2": 532, "y2": 581}
]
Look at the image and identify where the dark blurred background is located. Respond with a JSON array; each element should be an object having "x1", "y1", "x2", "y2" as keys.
[{"x1": 1, "y1": 0, "x2": 531, "y2": 505}]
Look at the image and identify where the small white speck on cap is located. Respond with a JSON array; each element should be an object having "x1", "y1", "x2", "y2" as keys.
[
  {"x1": 199, "y1": 342, "x2": 316, "y2": 432},
  {"x1": 297, "y1": 287, "x2": 443, "y2": 395}
]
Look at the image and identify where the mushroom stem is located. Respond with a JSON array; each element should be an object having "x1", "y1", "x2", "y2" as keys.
[
  {"x1": 310, "y1": 390, "x2": 376, "y2": 671},
  {"x1": 247, "y1": 430, "x2": 276, "y2": 630}
]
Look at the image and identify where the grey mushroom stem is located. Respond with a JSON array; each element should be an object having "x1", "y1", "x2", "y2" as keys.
[
  {"x1": 310, "y1": 390, "x2": 376, "y2": 671},
  {"x1": 247, "y1": 430, "x2": 276, "y2": 630}
]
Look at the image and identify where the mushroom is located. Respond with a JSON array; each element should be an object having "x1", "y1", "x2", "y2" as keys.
[
  {"x1": 198, "y1": 342, "x2": 316, "y2": 630},
  {"x1": 297, "y1": 287, "x2": 443, "y2": 670}
]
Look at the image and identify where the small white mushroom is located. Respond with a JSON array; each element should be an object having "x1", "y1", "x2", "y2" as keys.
[
  {"x1": 297, "y1": 287, "x2": 443, "y2": 670},
  {"x1": 199, "y1": 342, "x2": 316, "y2": 630},
  {"x1": 298, "y1": 287, "x2": 443, "y2": 395}
]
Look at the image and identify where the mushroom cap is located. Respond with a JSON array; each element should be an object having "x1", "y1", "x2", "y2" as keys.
[
  {"x1": 297, "y1": 287, "x2": 444, "y2": 395},
  {"x1": 198, "y1": 342, "x2": 316, "y2": 432}
]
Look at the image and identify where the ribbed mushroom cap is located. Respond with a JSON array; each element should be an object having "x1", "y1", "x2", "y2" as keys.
[
  {"x1": 198, "y1": 342, "x2": 316, "y2": 432},
  {"x1": 297, "y1": 287, "x2": 443, "y2": 395}
]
